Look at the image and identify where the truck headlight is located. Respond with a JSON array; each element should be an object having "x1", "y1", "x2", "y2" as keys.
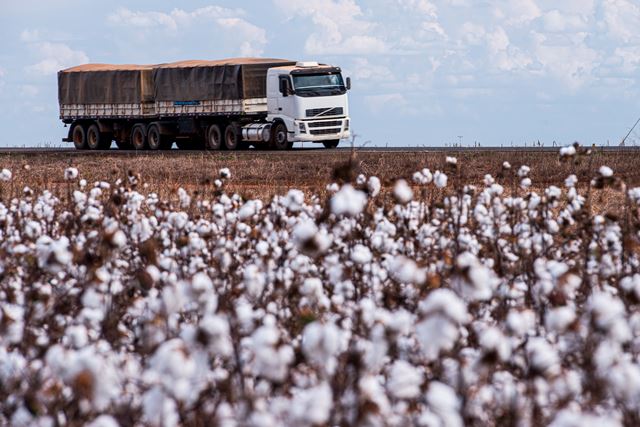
[
  {"x1": 344, "y1": 119, "x2": 350, "y2": 131},
  {"x1": 299, "y1": 122, "x2": 306, "y2": 133}
]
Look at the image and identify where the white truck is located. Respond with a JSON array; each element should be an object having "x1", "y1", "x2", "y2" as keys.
[{"x1": 58, "y1": 58, "x2": 351, "y2": 150}]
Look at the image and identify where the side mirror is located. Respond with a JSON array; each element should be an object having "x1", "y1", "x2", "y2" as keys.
[
  {"x1": 346, "y1": 77, "x2": 351, "y2": 91},
  {"x1": 279, "y1": 78, "x2": 292, "y2": 97}
]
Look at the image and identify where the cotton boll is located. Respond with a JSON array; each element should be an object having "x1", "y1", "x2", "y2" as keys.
[
  {"x1": 87, "y1": 415, "x2": 120, "y2": 427},
  {"x1": 599, "y1": 166, "x2": 613, "y2": 177},
  {"x1": 452, "y1": 252, "x2": 498, "y2": 301},
  {"x1": 0, "y1": 168, "x2": 11, "y2": 181},
  {"x1": 545, "y1": 306, "x2": 576, "y2": 333},
  {"x1": 283, "y1": 189, "x2": 305, "y2": 212},
  {"x1": 331, "y1": 185, "x2": 367, "y2": 216},
  {"x1": 243, "y1": 264, "x2": 266, "y2": 300},
  {"x1": 434, "y1": 171, "x2": 448, "y2": 188},
  {"x1": 367, "y1": 176, "x2": 381, "y2": 197},
  {"x1": 290, "y1": 383, "x2": 332, "y2": 425},
  {"x1": 389, "y1": 256, "x2": 426, "y2": 285},
  {"x1": 142, "y1": 386, "x2": 180, "y2": 427},
  {"x1": 387, "y1": 360, "x2": 423, "y2": 399},
  {"x1": 219, "y1": 168, "x2": 231, "y2": 179},
  {"x1": 248, "y1": 322, "x2": 293, "y2": 382},
  {"x1": 479, "y1": 327, "x2": 511, "y2": 362},
  {"x1": 393, "y1": 180, "x2": 413, "y2": 204},
  {"x1": 64, "y1": 167, "x2": 79, "y2": 181},
  {"x1": 426, "y1": 382, "x2": 463, "y2": 427},
  {"x1": 351, "y1": 244, "x2": 372, "y2": 264},
  {"x1": 526, "y1": 338, "x2": 560, "y2": 377},
  {"x1": 302, "y1": 321, "x2": 343, "y2": 375}
]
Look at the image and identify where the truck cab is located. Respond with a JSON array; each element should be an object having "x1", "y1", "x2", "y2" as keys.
[{"x1": 266, "y1": 62, "x2": 351, "y2": 148}]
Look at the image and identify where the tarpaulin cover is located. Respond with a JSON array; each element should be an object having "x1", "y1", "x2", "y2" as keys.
[
  {"x1": 58, "y1": 64, "x2": 155, "y2": 104},
  {"x1": 152, "y1": 58, "x2": 295, "y2": 101},
  {"x1": 58, "y1": 58, "x2": 295, "y2": 105}
]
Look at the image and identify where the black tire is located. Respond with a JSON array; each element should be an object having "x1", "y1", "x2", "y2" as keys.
[
  {"x1": 323, "y1": 139, "x2": 340, "y2": 149},
  {"x1": 224, "y1": 124, "x2": 240, "y2": 150},
  {"x1": 131, "y1": 125, "x2": 147, "y2": 150},
  {"x1": 87, "y1": 124, "x2": 107, "y2": 150},
  {"x1": 206, "y1": 124, "x2": 223, "y2": 150},
  {"x1": 72, "y1": 124, "x2": 87, "y2": 150},
  {"x1": 147, "y1": 124, "x2": 162, "y2": 151},
  {"x1": 272, "y1": 122, "x2": 290, "y2": 150}
]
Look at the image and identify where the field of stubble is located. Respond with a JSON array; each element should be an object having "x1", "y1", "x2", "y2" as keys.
[{"x1": 1, "y1": 147, "x2": 640, "y2": 426}]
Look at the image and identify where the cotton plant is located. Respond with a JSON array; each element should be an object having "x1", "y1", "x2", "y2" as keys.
[{"x1": 0, "y1": 147, "x2": 640, "y2": 425}]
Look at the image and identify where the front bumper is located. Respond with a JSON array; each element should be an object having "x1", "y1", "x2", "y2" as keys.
[{"x1": 290, "y1": 117, "x2": 351, "y2": 142}]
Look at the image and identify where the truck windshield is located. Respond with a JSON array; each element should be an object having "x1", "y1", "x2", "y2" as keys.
[{"x1": 292, "y1": 73, "x2": 346, "y2": 97}]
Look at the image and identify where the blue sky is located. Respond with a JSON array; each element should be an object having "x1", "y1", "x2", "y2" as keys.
[{"x1": 1, "y1": 0, "x2": 639, "y2": 147}]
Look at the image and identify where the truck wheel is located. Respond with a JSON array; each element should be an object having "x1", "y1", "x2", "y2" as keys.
[
  {"x1": 147, "y1": 125, "x2": 162, "y2": 150},
  {"x1": 87, "y1": 124, "x2": 107, "y2": 150},
  {"x1": 272, "y1": 122, "x2": 290, "y2": 150},
  {"x1": 323, "y1": 140, "x2": 340, "y2": 149},
  {"x1": 206, "y1": 125, "x2": 223, "y2": 150},
  {"x1": 72, "y1": 124, "x2": 87, "y2": 150},
  {"x1": 131, "y1": 125, "x2": 147, "y2": 150},
  {"x1": 224, "y1": 124, "x2": 240, "y2": 150}
]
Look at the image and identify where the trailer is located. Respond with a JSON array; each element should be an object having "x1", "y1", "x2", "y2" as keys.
[{"x1": 58, "y1": 58, "x2": 352, "y2": 150}]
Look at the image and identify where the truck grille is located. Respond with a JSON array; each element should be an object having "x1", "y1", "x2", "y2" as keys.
[
  {"x1": 308, "y1": 121, "x2": 342, "y2": 128},
  {"x1": 306, "y1": 107, "x2": 344, "y2": 118},
  {"x1": 310, "y1": 128, "x2": 341, "y2": 136}
]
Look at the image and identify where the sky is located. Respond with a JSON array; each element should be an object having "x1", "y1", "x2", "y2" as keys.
[{"x1": 1, "y1": 0, "x2": 639, "y2": 147}]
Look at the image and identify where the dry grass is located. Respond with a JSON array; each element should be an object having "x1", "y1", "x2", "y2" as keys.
[{"x1": 1, "y1": 149, "x2": 638, "y2": 209}]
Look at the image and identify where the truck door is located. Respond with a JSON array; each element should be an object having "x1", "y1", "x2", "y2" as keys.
[{"x1": 267, "y1": 74, "x2": 279, "y2": 115}]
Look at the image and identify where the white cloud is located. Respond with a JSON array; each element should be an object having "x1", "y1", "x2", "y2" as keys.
[
  {"x1": 492, "y1": 0, "x2": 541, "y2": 26},
  {"x1": 542, "y1": 10, "x2": 587, "y2": 32},
  {"x1": 532, "y1": 32, "x2": 599, "y2": 90},
  {"x1": 396, "y1": 0, "x2": 438, "y2": 17},
  {"x1": 365, "y1": 93, "x2": 407, "y2": 114},
  {"x1": 20, "y1": 85, "x2": 39, "y2": 97},
  {"x1": 107, "y1": 6, "x2": 267, "y2": 57},
  {"x1": 216, "y1": 18, "x2": 267, "y2": 56},
  {"x1": 26, "y1": 42, "x2": 89, "y2": 76},
  {"x1": 274, "y1": 0, "x2": 387, "y2": 55},
  {"x1": 20, "y1": 29, "x2": 40, "y2": 42},
  {"x1": 602, "y1": 0, "x2": 640, "y2": 43}
]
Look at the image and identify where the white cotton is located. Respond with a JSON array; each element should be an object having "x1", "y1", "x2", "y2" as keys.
[
  {"x1": 302, "y1": 321, "x2": 343, "y2": 375},
  {"x1": 479, "y1": 327, "x2": 511, "y2": 361},
  {"x1": 446, "y1": 156, "x2": 458, "y2": 165},
  {"x1": 331, "y1": 185, "x2": 367, "y2": 216},
  {"x1": 426, "y1": 382, "x2": 463, "y2": 427},
  {"x1": 87, "y1": 415, "x2": 120, "y2": 427},
  {"x1": 243, "y1": 264, "x2": 266, "y2": 299},
  {"x1": 64, "y1": 167, "x2": 79, "y2": 181},
  {"x1": 387, "y1": 360, "x2": 423, "y2": 399},
  {"x1": 219, "y1": 168, "x2": 231, "y2": 179},
  {"x1": 393, "y1": 179, "x2": 413, "y2": 204},
  {"x1": 389, "y1": 256, "x2": 426, "y2": 285},
  {"x1": 367, "y1": 176, "x2": 381, "y2": 197},
  {"x1": 351, "y1": 244, "x2": 372, "y2": 264},
  {"x1": 559, "y1": 145, "x2": 576, "y2": 157},
  {"x1": 599, "y1": 166, "x2": 613, "y2": 177},
  {"x1": 434, "y1": 171, "x2": 448, "y2": 188},
  {"x1": 284, "y1": 189, "x2": 305, "y2": 212},
  {"x1": 290, "y1": 383, "x2": 332, "y2": 425},
  {"x1": 545, "y1": 306, "x2": 576, "y2": 333},
  {"x1": 526, "y1": 338, "x2": 560, "y2": 377},
  {"x1": 142, "y1": 386, "x2": 180, "y2": 427},
  {"x1": 0, "y1": 168, "x2": 12, "y2": 182}
]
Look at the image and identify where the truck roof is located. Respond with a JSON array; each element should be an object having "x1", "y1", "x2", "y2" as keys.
[{"x1": 62, "y1": 58, "x2": 293, "y2": 73}]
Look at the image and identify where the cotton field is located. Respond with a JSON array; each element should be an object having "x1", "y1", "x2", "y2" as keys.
[{"x1": 1, "y1": 148, "x2": 640, "y2": 427}]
